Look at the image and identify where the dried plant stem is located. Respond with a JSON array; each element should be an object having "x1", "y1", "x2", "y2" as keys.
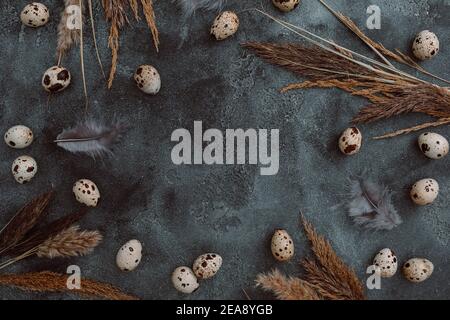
[
  {"x1": 317, "y1": 0, "x2": 450, "y2": 85},
  {"x1": 374, "y1": 117, "x2": 450, "y2": 140},
  {"x1": 141, "y1": 0, "x2": 159, "y2": 52},
  {"x1": 88, "y1": 0, "x2": 106, "y2": 80},
  {"x1": 0, "y1": 271, "x2": 138, "y2": 300},
  {"x1": 79, "y1": 0, "x2": 89, "y2": 110}
]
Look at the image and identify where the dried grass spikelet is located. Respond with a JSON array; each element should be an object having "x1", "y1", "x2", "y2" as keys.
[
  {"x1": 102, "y1": 0, "x2": 159, "y2": 88},
  {"x1": 57, "y1": 0, "x2": 83, "y2": 63},
  {"x1": 0, "y1": 271, "x2": 138, "y2": 300},
  {"x1": 0, "y1": 191, "x2": 54, "y2": 256},
  {"x1": 36, "y1": 225, "x2": 102, "y2": 258},
  {"x1": 0, "y1": 223, "x2": 101, "y2": 271},
  {"x1": 256, "y1": 269, "x2": 321, "y2": 300},
  {"x1": 255, "y1": 215, "x2": 366, "y2": 300},
  {"x1": 300, "y1": 215, "x2": 365, "y2": 300}
]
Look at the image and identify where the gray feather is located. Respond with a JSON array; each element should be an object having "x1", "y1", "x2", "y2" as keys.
[
  {"x1": 176, "y1": 0, "x2": 228, "y2": 18},
  {"x1": 347, "y1": 176, "x2": 402, "y2": 231},
  {"x1": 55, "y1": 120, "x2": 127, "y2": 158}
]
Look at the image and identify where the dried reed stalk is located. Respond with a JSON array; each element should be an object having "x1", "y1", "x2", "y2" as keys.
[
  {"x1": 0, "y1": 191, "x2": 54, "y2": 255},
  {"x1": 256, "y1": 269, "x2": 321, "y2": 300},
  {"x1": 0, "y1": 271, "x2": 138, "y2": 300},
  {"x1": 374, "y1": 117, "x2": 450, "y2": 139},
  {"x1": 300, "y1": 215, "x2": 365, "y2": 300}
]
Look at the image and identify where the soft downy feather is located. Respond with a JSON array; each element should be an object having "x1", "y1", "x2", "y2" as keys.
[
  {"x1": 347, "y1": 176, "x2": 402, "y2": 231},
  {"x1": 176, "y1": 0, "x2": 228, "y2": 18},
  {"x1": 55, "y1": 120, "x2": 127, "y2": 158}
]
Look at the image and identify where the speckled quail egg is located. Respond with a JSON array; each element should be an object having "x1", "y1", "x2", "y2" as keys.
[
  {"x1": 272, "y1": 0, "x2": 300, "y2": 12},
  {"x1": 210, "y1": 11, "x2": 239, "y2": 41},
  {"x1": 116, "y1": 239, "x2": 142, "y2": 272},
  {"x1": 410, "y1": 178, "x2": 439, "y2": 206},
  {"x1": 134, "y1": 65, "x2": 161, "y2": 95},
  {"x1": 412, "y1": 30, "x2": 439, "y2": 60},
  {"x1": 271, "y1": 229, "x2": 294, "y2": 261},
  {"x1": 11, "y1": 155, "x2": 37, "y2": 184},
  {"x1": 338, "y1": 127, "x2": 362, "y2": 155},
  {"x1": 418, "y1": 132, "x2": 448, "y2": 160},
  {"x1": 42, "y1": 66, "x2": 71, "y2": 92},
  {"x1": 73, "y1": 179, "x2": 100, "y2": 207},
  {"x1": 172, "y1": 266, "x2": 200, "y2": 294},
  {"x1": 20, "y1": 2, "x2": 49, "y2": 28},
  {"x1": 4, "y1": 125, "x2": 33, "y2": 149},
  {"x1": 403, "y1": 258, "x2": 434, "y2": 283},
  {"x1": 373, "y1": 248, "x2": 398, "y2": 278},
  {"x1": 193, "y1": 253, "x2": 222, "y2": 279}
]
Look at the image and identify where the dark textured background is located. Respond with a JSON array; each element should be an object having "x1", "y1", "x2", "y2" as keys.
[{"x1": 0, "y1": 0, "x2": 449, "y2": 300}]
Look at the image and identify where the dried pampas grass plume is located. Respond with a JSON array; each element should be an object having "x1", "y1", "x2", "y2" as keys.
[{"x1": 0, "y1": 271, "x2": 138, "y2": 300}]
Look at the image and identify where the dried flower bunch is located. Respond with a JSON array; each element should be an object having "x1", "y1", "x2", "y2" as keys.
[
  {"x1": 244, "y1": 1, "x2": 450, "y2": 139},
  {"x1": 0, "y1": 271, "x2": 138, "y2": 300},
  {"x1": 102, "y1": 0, "x2": 159, "y2": 88},
  {"x1": 256, "y1": 215, "x2": 365, "y2": 300},
  {"x1": 0, "y1": 192, "x2": 102, "y2": 271}
]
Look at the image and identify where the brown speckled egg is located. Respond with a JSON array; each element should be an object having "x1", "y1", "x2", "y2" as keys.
[
  {"x1": 4, "y1": 125, "x2": 33, "y2": 149},
  {"x1": 373, "y1": 248, "x2": 398, "y2": 278},
  {"x1": 42, "y1": 66, "x2": 71, "y2": 93},
  {"x1": 210, "y1": 11, "x2": 239, "y2": 41},
  {"x1": 116, "y1": 239, "x2": 142, "y2": 272},
  {"x1": 134, "y1": 65, "x2": 161, "y2": 95},
  {"x1": 193, "y1": 253, "x2": 222, "y2": 279},
  {"x1": 403, "y1": 258, "x2": 433, "y2": 283},
  {"x1": 73, "y1": 179, "x2": 100, "y2": 207},
  {"x1": 271, "y1": 229, "x2": 294, "y2": 261},
  {"x1": 410, "y1": 178, "x2": 439, "y2": 205},
  {"x1": 418, "y1": 132, "x2": 448, "y2": 160},
  {"x1": 339, "y1": 127, "x2": 362, "y2": 155},
  {"x1": 412, "y1": 30, "x2": 439, "y2": 60},
  {"x1": 272, "y1": 0, "x2": 300, "y2": 12},
  {"x1": 171, "y1": 266, "x2": 200, "y2": 294},
  {"x1": 12, "y1": 155, "x2": 37, "y2": 184},
  {"x1": 20, "y1": 2, "x2": 49, "y2": 28}
]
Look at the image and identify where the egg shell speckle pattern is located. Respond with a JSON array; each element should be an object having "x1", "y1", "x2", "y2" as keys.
[
  {"x1": 403, "y1": 258, "x2": 434, "y2": 283},
  {"x1": 210, "y1": 11, "x2": 239, "y2": 41},
  {"x1": 172, "y1": 266, "x2": 200, "y2": 294},
  {"x1": 11, "y1": 155, "x2": 37, "y2": 184},
  {"x1": 42, "y1": 66, "x2": 71, "y2": 92},
  {"x1": 410, "y1": 178, "x2": 439, "y2": 205},
  {"x1": 418, "y1": 132, "x2": 449, "y2": 160},
  {"x1": 339, "y1": 127, "x2": 362, "y2": 155},
  {"x1": 412, "y1": 30, "x2": 439, "y2": 60},
  {"x1": 271, "y1": 229, "x2": 294, "y2": 261},
  {"x1": 193, "y1": 253, "x2": 222, "y2": 279},
  {"x1": 116, "y1": 239, "x2": 142, "y2": 272},
  {"x1": 73, "y1": 179, "x2": 100, "y2": 207},
  {"x1": 134, "y1": 65, "x2": 161, "y2": 95},
  {"x1": 4, "y1": 125, "x2": 33, "y2": 149},
  {"x1": 373, "y1": 248, "x2": 398, "y2": 278},
  {"x1": 20, "y1": 2, "x2": 49, "y2": 27},
  {"x1": 272, "y1": 0, "x2": 300, "y2": 12}
]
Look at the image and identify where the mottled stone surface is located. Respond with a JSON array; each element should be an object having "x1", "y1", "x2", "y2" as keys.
[{"x1": 0, "y1": 0, "x2": 449, "y2": 300}]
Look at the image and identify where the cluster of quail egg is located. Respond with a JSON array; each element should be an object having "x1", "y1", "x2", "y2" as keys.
[
  {"x1": 171, "y1": 253, "x2": 223, "y2": 294},
  {"x1": 338, "y1": 126, "x2": 448, "y2": 207},
  {"x1": 371, "y1": 248, "x2": 434, "y2": 283}
]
